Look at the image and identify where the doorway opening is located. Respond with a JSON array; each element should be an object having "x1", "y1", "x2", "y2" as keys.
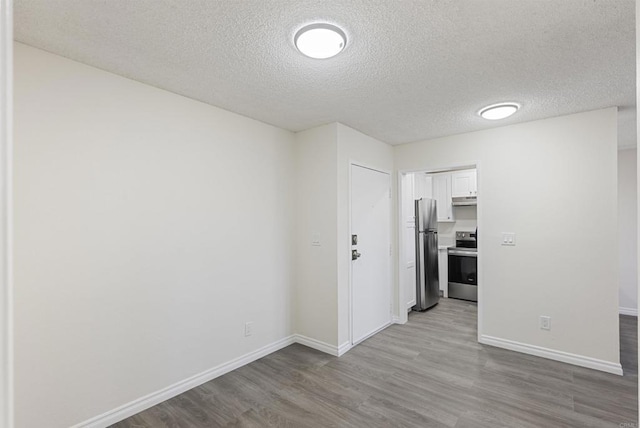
[{"x1": 398, "y1": 163, "x2": 481, "y2": 339}]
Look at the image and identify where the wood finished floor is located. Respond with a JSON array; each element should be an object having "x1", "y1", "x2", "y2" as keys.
[{"x1": 112, "y1": 298, "x2": 638, "y2": 427}]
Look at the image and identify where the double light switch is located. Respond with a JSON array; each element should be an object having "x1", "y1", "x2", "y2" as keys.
[{"x1": 501, "y1": 233, "x2": 516, "y2": 246}]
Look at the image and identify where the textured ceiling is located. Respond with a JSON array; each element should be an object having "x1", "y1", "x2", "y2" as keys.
[{"x1": 14, "y1": 0, "x2": 636, "y2": 146}]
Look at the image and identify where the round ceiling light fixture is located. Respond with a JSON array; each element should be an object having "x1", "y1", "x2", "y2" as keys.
[
  {"x1": 479, "y1": 102, "x2": 520, "y2": 120},
  {"x1": 294, "y1": 23, "x2": 346, "y2": 59}
]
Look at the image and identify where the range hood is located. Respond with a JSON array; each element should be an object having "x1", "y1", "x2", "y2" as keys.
[{"x1": 452, "y1": 196, "x2": 477, "y2": 206}]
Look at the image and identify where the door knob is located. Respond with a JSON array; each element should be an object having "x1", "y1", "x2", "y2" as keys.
[{"x1": 352, "y1": 250, "x2": 362, "y2": 260}]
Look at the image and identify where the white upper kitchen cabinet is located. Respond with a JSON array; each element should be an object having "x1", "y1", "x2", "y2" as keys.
[
  {"x1": 432, "y1": 173, "x2": 454, "y2": 222},
  {"x1": 451, "y1": 169, "x2": 477, "y2": 198},
  {"x1": 413, "y1": 173, "x2": 433, "y2": 200}
]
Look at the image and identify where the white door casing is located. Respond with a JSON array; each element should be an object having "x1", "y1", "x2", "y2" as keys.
[
  {"x1": 0, "y1": 1, "x2": 13, "y2": 427},
  {"x1": 350, "y1": 164, "x2": 391, "y2": 345},
  {"x1": 401, "y1": 173, "x2": 416, "y2": 309}
]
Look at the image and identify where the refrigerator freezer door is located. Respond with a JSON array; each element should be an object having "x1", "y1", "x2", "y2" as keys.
[{"x1": 416, "y1": 198, "x2": 438, "y2": 231}]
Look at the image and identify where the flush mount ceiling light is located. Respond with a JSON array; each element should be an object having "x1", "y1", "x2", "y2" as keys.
[
  {"x1": 479, "y1": 103, "x2": 520, "y2": 120},
  {"x1": 294, "y1": 23, "x2": 346, "y2": 59}
]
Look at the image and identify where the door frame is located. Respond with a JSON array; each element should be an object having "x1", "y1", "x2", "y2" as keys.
[
  {"x1": 400, "y1": 173, "x2": 417, "y2": 309},
  {"x1": 0, "y1": 1, "x2": 13, "y2": 427},
  {"x1": 396, "y1": 161, "x2": 484, "y2": 342},
  {"x1": 348, "y1": 161, "x2": 393, "y2": 346}
]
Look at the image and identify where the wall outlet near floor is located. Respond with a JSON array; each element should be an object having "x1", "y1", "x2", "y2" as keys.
[
  {"x1": 244, "y1": 322, "x2": 253, "y2": 337},
  {"x1": 539, "y1": 316, "x2": 551, "y2": 331}
]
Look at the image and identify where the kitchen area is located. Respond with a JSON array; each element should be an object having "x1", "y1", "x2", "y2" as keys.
[{"x1": 400, "y1": 167, "x2": 478, "y2": 311}]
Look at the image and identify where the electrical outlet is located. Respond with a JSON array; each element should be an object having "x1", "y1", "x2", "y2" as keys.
[
  {"x1": 539, "y1": 316, "x2": 551, "y2": 331},
  {"x1": 244, "y1": 322, "x2": 253, "y2": 337}
]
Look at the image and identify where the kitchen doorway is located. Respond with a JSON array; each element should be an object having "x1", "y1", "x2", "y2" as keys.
[{"x1": 397, "y1": 163, "x2": 482, "y2": 339}]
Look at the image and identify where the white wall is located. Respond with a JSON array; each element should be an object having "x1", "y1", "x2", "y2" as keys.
[
  {"x1": 619, "y1": 148, "x2": 638, "y2": 315},
  {"x1": 14, "y1": 43, "x2": 296, "y2": 428},
  {"x1": 13, "y1": 40, "x2": 623, "y2": 427},
  {"x1": 637, "y1": 0, "x2": 640, "y2": 412},
  {"x1": 293, "y1": 123, "x2": 394, "y2": 349},
  {"x1": 395, "y1": 108, "x2": 620, "y2": 368},
  {"x1": 0, "y1": 3, "x2": 12, "y2": 428},
  {"x1": 293, "y1": 124, "x2": 338, "y2": 345},
  {"x1": 336, "y1": 124, "x2": 394, "y2": 346}
]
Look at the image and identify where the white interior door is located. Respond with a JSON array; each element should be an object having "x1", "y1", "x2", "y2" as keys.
[{"x1": 351, "y1": 165, "x2": 391, "y2": 344}]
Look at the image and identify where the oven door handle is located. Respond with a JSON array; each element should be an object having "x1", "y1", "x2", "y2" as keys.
[{"x1": 448, "y1": 250, "x2": 477, "y2": 258}]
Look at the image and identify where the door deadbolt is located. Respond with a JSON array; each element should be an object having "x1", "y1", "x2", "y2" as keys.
[{"x1": 351, "y1": 234, "x2": 358, "y2": 245}]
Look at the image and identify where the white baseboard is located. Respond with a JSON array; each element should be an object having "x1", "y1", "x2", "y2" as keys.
[
  {"x1": 337, "y1": 341, "x2": 352, "y2": 356},
  {"x1": 619, "y1": 307, "x2": 638, "y2": 316},
  {"x1": 73, "y1": 331, "x2": 372, "y2": 427},
  {"x1": 72, "y1": 335, "x2": 296, "y2": 428},
  {"x1": 352, "y1": 321, "x2": 392, "y2": 347},
  {"x1": 293, "y1": 334, "x2": 342, "y2": 356},
  {"x1": 293, "y1": 334, "x2": 355, "y2": 357},
  {"x1": 479, "y1": 334, "x2": 623, "y2": 376},
  {"x1": 66, "y1": 326, "x2": 628, "y2": 428}
]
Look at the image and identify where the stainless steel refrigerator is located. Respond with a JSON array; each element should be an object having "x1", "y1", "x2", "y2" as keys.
[{"x1": 414, "y1": 198, "x2": 440, "y2": 311}]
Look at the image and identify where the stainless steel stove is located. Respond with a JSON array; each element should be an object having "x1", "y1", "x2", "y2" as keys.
[{"x1": 448, "y1": 230, "x2": 477, "y2": 301}]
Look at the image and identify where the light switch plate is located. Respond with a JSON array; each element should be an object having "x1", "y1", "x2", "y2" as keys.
[
  {"x1": 539, "y1": 316, "x2": 551, "y2": 331},
  {"x1": 311, "y1": 233, "x2": 321, "y2": 246},
  {"x1": 502, "y1": 233, "x2": 516, "y2": 246}
]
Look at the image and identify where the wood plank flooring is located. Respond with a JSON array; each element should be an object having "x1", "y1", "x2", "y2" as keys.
[{"x1": 112, "y1": 298, "x2": 638, "y2": 427}]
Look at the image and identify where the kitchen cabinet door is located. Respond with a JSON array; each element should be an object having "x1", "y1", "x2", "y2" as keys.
[
  {"x1": 432, "y1": 174, "x2": 454, "y2": 222},
  {"x1": 413, "y1": 173, "x2": 433, "y2": 200},
  {"x1": 451, "y1": 169, "x2": 477, "y2": 198}
]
